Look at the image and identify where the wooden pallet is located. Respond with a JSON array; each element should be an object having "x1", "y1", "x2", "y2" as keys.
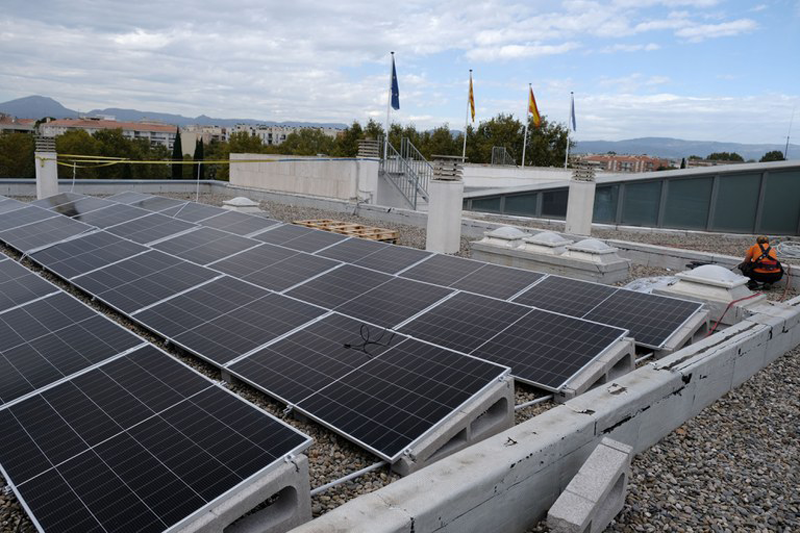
[{"x1": 294, "y1": 219, "x2": 398, "y2": 243}]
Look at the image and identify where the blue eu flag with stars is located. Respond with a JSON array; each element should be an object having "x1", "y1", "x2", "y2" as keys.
[{"x1": 391, "y1": 56, "x2": 400, "y2": 110}]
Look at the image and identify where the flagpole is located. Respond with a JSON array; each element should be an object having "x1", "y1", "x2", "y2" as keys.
[
  {"x1": 461, "y1": 69, "x2": 471, "y2": 161},
  {"x1": 564, "y1": 91, "x2": 573, "y2": 169},
  {"x1": 522, "y1": 83, "x2": 531, "y2": 168},
  {"x1": 384, "y1": 51, "x2": 394, "y2": 162}
]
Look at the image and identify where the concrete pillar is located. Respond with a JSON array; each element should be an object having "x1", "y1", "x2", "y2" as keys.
[
  {"x1": 426, "y1": 157, "x2": 464, "y2": 254},
  {"x1": 565, "y1": 169, "x2": 596, "y2": 236},
  {"x1": 34, "y1": 151, "x2": 59, "y2": 200}
]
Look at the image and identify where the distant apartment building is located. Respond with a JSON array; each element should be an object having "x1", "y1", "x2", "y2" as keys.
[
  {"x1": 231, "y1": 124, "x2": 342, "y2": 146},
  {"x1": 0, "y1": 113, "x2": 35, "y2": 134},
  {"x1": 577, "y1": 154, "x2": 673, "y2": 173},
  {"x1": 38, "y1": 117, "x2": 178, "y2": 149},
  {"x1": 686, "y1": 158, "x2": 746, "y2": 168}
]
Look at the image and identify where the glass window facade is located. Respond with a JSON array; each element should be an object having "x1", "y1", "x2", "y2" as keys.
[
  {"x1": 621, "y1": 181, "x2": 661, "y2": 226},
  {"x1": 662, "y1": 178, "x2": 713, "y2": 230}
]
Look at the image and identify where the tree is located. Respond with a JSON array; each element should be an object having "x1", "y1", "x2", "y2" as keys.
[
  {"x1": 522, "y1": 115, "x2": 571, "y2": 167},
  {"x1": 0, "y1": 133, "x2": 35, "y2": 178},
  {"x1": 55, "y1": 130, "x2": 101, "y2": 179},
  {"x1": 172, "y1": 127, "x2": 183, "y2": 178},
  {"x1": 280, "y1": 128, "x2": 334, "y2": 156},
  {"x1": 680, "y1": 157, "x2": 687, "y2": 169},
  {"x1": 707, "y1": 152, "x2": 743, "y2": 162},
  {"x1": 421, "y1": 125, "x2": 461, "y2": 159},
  {"x1": 760, "y1": 150, "x2": 785, "y2": 162},
  {"x1": 363, "y1": 119, "x2": 384, "y2": 140},
  {"x1": 193, "y1": 138, "x2": 205, "y2": 180},
  {"x1": 333, "y1": 121, "x2": 364, "y2": 157}
]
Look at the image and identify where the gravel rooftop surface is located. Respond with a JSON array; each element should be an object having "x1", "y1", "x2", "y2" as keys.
[{"x1": 0, "y1": 192, "x2": 797, "y2": 532}]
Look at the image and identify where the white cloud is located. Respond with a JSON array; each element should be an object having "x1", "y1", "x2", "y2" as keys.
[
  {"x1": 467, "y1": 42, "x2": 580, "y2": 61},
  {"x1": 599, "y1": 43, "x2": 661, "y2": 52},
  {"x1": 675, "y1": 19, "x2": 758, "y2": 42}
]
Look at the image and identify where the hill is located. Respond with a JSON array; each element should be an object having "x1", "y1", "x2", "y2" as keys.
[{"x1": 574, "y1": 137, "x2": 798, "y2": 161}]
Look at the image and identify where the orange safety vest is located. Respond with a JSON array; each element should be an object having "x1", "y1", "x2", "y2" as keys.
[{"x1": 744, "y1": 243, "x2": 781, "y2": 274}]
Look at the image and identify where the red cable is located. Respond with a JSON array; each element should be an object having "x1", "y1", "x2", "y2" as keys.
[{"x1": 706, "y1": 293, "x2": 763, "y2": 337}]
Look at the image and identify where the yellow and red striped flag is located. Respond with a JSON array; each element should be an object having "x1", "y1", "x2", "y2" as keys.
[
  {"x1": 468, "y1": 72, "x2": 475, "y2": 122},
  {"x1": 528, "y1": 87, "x2": 541, "y2": 127}
]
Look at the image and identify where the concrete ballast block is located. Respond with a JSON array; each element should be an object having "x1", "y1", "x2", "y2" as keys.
[{"x1": 547, "y1": 438, "x2": 633, "y2": 533}]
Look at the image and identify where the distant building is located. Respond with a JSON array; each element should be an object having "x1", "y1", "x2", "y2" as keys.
[
  {"x1": 576, "y1": 154, "x2": 674, "y2": 173},
  {"x1": 38, "y1": 117, "x2": 178, "y2": 149},
  {"x1": 181, "y1": 125, "x2": 228, "y2": 156},
  {"x1": 0, "y1": 113, "x2": 35, "y2": 134},
  {"x1": 231, "y1": 124, "x2": 342, "y2": 146},
  {"x1": 686, "y1": 158, "x2": 746, "y2": 168}
]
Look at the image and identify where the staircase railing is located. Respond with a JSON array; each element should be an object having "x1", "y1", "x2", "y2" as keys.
[
  {"x1": 400, "y1": 138, "x2": 433, "y2": 200},
  {"x1": 378, "y1": 136, "x2": 430, "y2": 210}
]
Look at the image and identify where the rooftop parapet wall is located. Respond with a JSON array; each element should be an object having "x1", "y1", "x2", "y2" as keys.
[
  {"x1": 229, "y1": 154, "x2": 379, "y2": 202},
  {"x1": 288, "y1": 294, "x2": 800, "y2": 533}
]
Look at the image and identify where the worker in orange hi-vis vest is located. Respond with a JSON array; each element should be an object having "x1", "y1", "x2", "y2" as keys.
[{"x1": 739, "y1": 235, "x2": 784, "y2": 290}]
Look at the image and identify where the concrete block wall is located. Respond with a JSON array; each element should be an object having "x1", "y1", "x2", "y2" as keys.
[{"x1": 288, "y1": 295, "x2": 800, "y2": 533}]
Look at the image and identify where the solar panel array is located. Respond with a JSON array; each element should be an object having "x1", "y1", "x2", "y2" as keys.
[
  {"x1": 4, "y1": 193, "x2": 702, "y2": 456},
  {"x1": 0, "y1": 210, "x2": 313, "y2": 532}
]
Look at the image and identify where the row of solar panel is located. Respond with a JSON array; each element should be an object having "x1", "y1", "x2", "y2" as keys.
[
  {"x1": 0, "y1": 247, "x2": 312, "y2": 533},
  {"x1": 0, "y1": 193, "x2": 513, "y2": 464},
  {"x1": 10, "y1": 191, "x2": 702, "y2": 349}
]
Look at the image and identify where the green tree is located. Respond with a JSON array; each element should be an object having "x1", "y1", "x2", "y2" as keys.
[
  {"x1": 363, "y1": 119, "x2": 384, "y2": 140},
  {"x1": 522, "y1": 115, "x2": 571, "y2": 167},
  {"x1": 172, "y1": 128, "x2": 183, "y2": 178},
  {"x1": 707, "y1": 152, "x2": 743, "y2": 162},
  {"x1": 193, "y1": 139, "x2": 205, "y2": 180},
  {"x1": 55, "y1": 130, "x2": 101, "y2": 179},
  {"x1": 421, "y1": 125, "x2": 461, "y2": 159},
  {"x1": 680, "y1": 157, "x2": 687, "y2": 169},
  {"x1": 93, "y1": 129, "x2": 135, "y2": 179},
  {"x1": 0, "y1": 133, "x2": 35, "y2": 178},
  {"x1": 760, "y1": 150, "x2": 785, "y2": 162},
  {"x1": 280, "y1": 128, "x2": 334, "y2": 156},
  {"x1": 334, "y1": 121, "x2": 364, "y2": 157}
]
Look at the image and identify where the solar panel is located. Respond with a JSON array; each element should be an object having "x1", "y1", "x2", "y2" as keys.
[
  {"x1": 295, "y1": 336, "x2": 508, "y2": 461},
  {"x1": 30, "y1": 192, "x2": 86, "y2": 208},
  {"x1": 105, "y1": 191, "x2": 152, "y2": 204},
  {"x1": 0, "y1": 344, "x2": 311, "y2": 533},
  {"x1": 0, "y1": 216, "x2": 94, "y2": 252},
  {"x1": 352, "y1": 245, "x2": 432, "y2": 274},
  {"x1": 234, "y1": 253, "x2": 340, "y2": 292},
  {"x1": 0, "y1": 205, "x2": 59, "y2": 232},
  {"x1": 286, "y1": 264, "x2": 393, "y2": 309},
  {"x1": 583, "y1": 289, "x2": 703, "y2": 348},
  {"x1": 208, "y1": 242, "x2": 299, "y2": 277},
  {"x1": 152, "y1": 227, "x2": 259, "y2": 266},
  {"x1": 128, "y1": 196, "x2": 189, "y2": 212},
  {"x1": 0, "y1": 259, "x2": 59, "y2": 313},
  {"x1": 71, "y1": 203, "x2": 150, "y2": 228},
  {"x1": 472, "y1": 309, "x2": 627, "y2": 391},
  {"x1": 135, "y1": 278, "x2": 326, "y2": 365},
  {"x1": 257, "y1": 227, "x2": 348, "y2": 253},
  {"x1": 159, "y1": 202, "x2": 227, "y2": 223},
  {"x1": 316, "y1": 237, "x2": 387, "y2": 262},
  {"x1": 450, "y1": 264, "x2": 545, "y2": 300},
  {"x1": 228, "y1": 313, "x2": 392, "y2": 404},
  {"x1": 0, "y1": 198, "x2": 26, "y2": 214},
  {"x1": 199, "y1": 210, "x2": 279, "y2": 236},
  {"x1": 106, "y1": 212, "x2": 197, "y2": 244},
  {"x1": 72, "y1": 250, "x2": 218, "y2": 313},
  {"x1": 48, "y1": 197, "x2": 115, "y2": 217},
  {"x1": 30, "y1": 231, "x2": 148, "y2": 280},
  {"x1": 336, "y1": 277, "x2": 454, "y2": 328},
  {"x1": 400, "y1": 254, "x2": 485, "y2": 287},
  {"x1": 512, "y1": 275, "x2": 618, "y2": 317},
  {"x1": 398, "y1": 292, "x2": 532, "y2": 354},
  {"x1": 0, "y1": 293, "x2": 143, "y2": 406},
  {"x1": 251, "y1": 223, "x2": 314, "y2": 246}
]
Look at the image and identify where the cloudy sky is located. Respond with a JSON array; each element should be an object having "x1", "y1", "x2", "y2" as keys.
[{"x1": 1, "y1": 0, "x2": 798, "y2": 143}]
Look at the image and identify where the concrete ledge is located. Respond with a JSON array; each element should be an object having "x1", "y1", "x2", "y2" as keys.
[
  {"x1": 287, "y1": 300, "x2": 800, "y2": 533},
  {"x1": 178, "y1": 454, "x2": 312, "y2": 533},
  {"x1": 392, "y1": 377, "x2": 515, "y2": 476},
  {"x1": 547, "y1": 437, "x2": 632, "y2": 533},
  {"x1": 652, "y1": 309, "x2": 710, "y2": 358}
]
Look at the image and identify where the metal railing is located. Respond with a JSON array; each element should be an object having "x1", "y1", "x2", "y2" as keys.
[
  {"x1": 400, "y1": 138, "x2": 433, "y2": 199},
  {"x1": 491, "y1": 146, "x2": 516, "y2": 166},
  {"x1": 378, "y1": 136, "x2": 431, "y2": 210}
]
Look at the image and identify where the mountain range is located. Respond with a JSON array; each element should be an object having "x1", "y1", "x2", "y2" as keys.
[{"x1": 1, "y1": 95, "x2": 797, "y2": 161}]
